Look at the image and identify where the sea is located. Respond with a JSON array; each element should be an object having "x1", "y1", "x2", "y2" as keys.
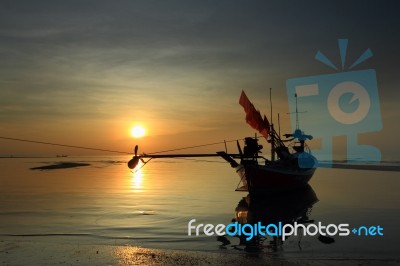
[{"x1": 0, "y1": 156, "x2": 399, "y2": 262}]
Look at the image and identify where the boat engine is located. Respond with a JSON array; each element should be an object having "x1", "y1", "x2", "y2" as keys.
[
  {"x1": 127, "y1": 145, "x2": 140, "y2": 169},
  {"x1": 243, "y1": 137, "x2": 262, "y2": 158}
]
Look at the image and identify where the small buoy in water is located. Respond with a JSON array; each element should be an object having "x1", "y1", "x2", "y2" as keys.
[{"x1": 128, "y1": 156, "x2": 140, "y2": 169}]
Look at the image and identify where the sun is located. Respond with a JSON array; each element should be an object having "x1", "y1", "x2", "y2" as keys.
[{"x1": 130, "y1": 125, "x2": 146, "y2": 138}]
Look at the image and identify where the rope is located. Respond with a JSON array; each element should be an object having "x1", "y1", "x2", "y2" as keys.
[
  {"x1": 148, "y1": 138, "x2": 245, "y2": 154},
  {"x1": 0, "y1": 136, "x2": 132, "y2": 155},
  {"x1": 171, "y1": 157, "x2": 226, "y2": 163},
  {"x1": 0, "y1": 136, "x2": 247, "y2": 156},
  {"x1": 0, "y1": 135, "x2": 250, "y2": 173}
]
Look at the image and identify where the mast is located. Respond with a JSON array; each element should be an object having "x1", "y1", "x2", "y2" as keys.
[
  {"x1": 269, "y1": 88, "x2": 275, "y2": 161},
  {"x1": 278, "y1": 113, "x2": 281, "y2": 138},
  {"x1": 295, "y1": 93, "x2": 300, "y2": 130}
]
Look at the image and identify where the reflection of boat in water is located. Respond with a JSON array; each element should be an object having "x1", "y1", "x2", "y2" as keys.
[
  {"x1": 236, "y1": 184, "x2": 318, "y2": 225},
  {"x1": 223, "y1": 184, "x2": 320, "y2": 252}
]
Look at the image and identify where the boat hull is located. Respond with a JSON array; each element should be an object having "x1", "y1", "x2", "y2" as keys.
[{"x1": 244, "y1": 164, "x2": 316, "y2": 194}]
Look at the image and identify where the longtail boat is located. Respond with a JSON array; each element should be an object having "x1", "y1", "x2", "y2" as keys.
[{"x1": 128, "y1": 91, "x2": 317, "y2": 195}]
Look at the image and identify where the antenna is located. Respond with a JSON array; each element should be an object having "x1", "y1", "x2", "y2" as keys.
[{"x1": 287, "y1": 93, "x2": 306, "y2": 130}]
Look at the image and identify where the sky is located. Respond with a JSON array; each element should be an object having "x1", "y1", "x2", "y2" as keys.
[{"x1": 0, "y1": 0, "x2": 399, "y2": 159}]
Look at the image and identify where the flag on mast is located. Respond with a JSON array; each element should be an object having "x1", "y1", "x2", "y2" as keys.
[{"x1": 239, "y1": 90, "x2": 270, "y2": 138}]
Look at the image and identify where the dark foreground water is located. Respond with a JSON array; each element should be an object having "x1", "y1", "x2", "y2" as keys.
[{"x1": 0, "y1": 156, "x2": 399, "y2": 262}]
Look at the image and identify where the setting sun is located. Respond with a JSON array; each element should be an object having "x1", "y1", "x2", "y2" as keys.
[{"x1": 130, "y1": 125, "x2": 146, "y2": 138}]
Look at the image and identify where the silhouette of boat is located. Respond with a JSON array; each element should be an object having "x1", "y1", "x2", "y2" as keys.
[{"x1": 128, "y1": 91, "x2": 317, "y2": 194}]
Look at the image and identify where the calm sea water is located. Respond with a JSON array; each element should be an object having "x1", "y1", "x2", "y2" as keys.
[{"x1": 1, "y1": 156, "x2": 399, "y2": 261}]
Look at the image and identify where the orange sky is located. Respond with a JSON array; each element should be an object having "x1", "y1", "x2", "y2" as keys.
[{"x1": 0, "y1": 1, "x2": 399, "y2": 160}]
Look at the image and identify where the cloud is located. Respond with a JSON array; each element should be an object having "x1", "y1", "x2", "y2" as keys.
[{"x1": 0, "y1": 1, "x2": 399, "y2": 156}]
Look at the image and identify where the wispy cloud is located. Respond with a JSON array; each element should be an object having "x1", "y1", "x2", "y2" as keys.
[{"x1": 0, "y1": 1, "x2": 399, "y2": 155}]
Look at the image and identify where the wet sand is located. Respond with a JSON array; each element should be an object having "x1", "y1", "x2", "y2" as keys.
[{"x1": 1, "y1": 238, "x2": 399, "y2": 266}]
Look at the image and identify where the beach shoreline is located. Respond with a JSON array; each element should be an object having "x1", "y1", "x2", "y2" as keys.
[{"x1": 1, "y1": 237, "x2": 399, "y2": 266}]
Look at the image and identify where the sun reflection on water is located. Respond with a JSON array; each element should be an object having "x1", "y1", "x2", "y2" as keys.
[{"x1": 130, "y1": 162, "x2": 144, "y2": 192}]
